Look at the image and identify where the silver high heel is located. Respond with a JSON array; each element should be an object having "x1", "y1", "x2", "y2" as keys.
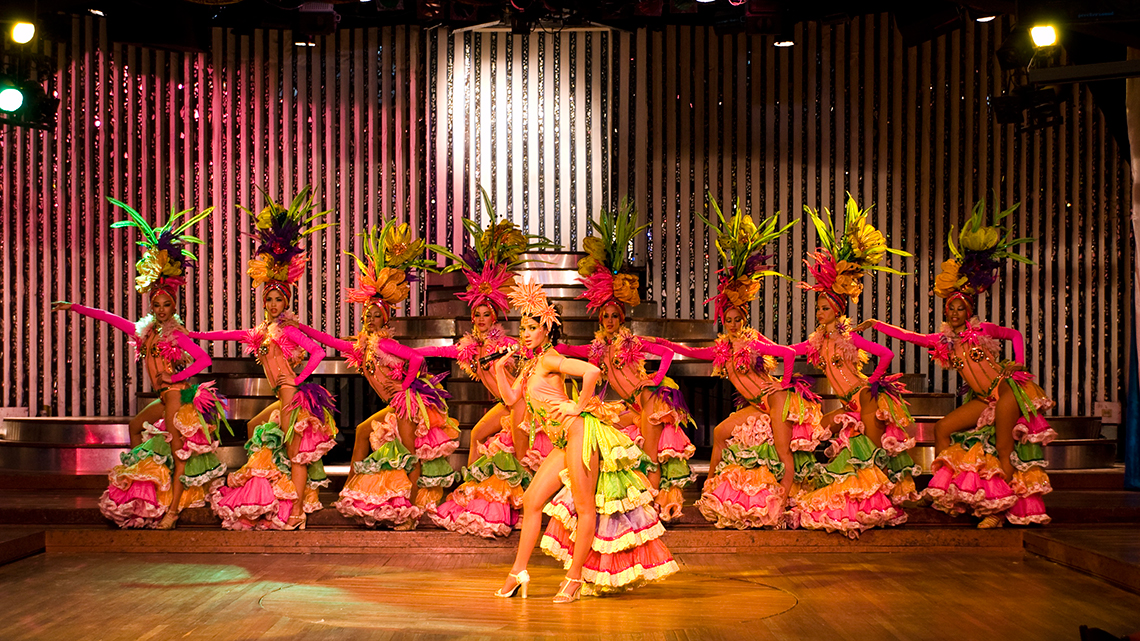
[{"x1": 494, "y1": 570, "x2": 530, "y2": 598}]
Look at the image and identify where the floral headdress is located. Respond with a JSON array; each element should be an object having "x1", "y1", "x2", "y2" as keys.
[
  {"x1": 577, "y1": 197, "x2": 646, "y2": 318},
  {"x1": 508, "y1": 277, "x2": 560, "y2": 330},
  {"x1": 698, "y1": 194, "x2": 797, "y2": 321},
  {"x1": 801, "y1": 194, "x2": 911, "y2": 313},
  {"x1": 345, "y1": 217, "x2": 455, "y2": 317},
  {"x1": 108, "y1": 198, "x2": 213, "y2": 300},
  {"x1": 934, "y1": 195, "x2": 1036, "y2": 312},
  {"x1": 243, "y1": 185, "x2": 334, "y2": 301},
  {"x1": 437, "y1": 186, "x2": 558, "y2": 317}
]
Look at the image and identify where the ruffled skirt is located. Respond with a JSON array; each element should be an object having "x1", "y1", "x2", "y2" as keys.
[
  {"x1": 432, "y1": 422, "x2": 531, "y2": 538},
  {"x1": 696, "y1": 413, "x2": 786, "y2": 529},
  {"x1": 334, "y1": 413, "x2": 423, "y2": 528},
  {"x1": 641, "y1": 379, "x2": 697, "y2": 520},
  {"x1": 538, "y1": 413, "x2": 679, "y2": 593}
]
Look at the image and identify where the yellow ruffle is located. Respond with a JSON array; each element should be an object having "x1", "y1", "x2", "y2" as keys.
[
  {"x1": 414, "y1": 487, "x2": 444, "y2": 510},
  {"x1": 708, "y1": 464, "x2": 779, "y2": 496},
  {"x1": 795, "y1": 466, "x2": 892, "y2": 510},
  {"x1": 591, "y1": 518, "x2": 667, "y2": 555},
  {"x1": 343, "y1": 470, "x2": 413, "y2": 500},
  {"x1": 585, "y1": 558, "x2": 681, "y2": 590}
]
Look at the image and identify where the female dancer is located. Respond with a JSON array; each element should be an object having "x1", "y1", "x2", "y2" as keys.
[
  {"x1": 494, "y1": 279, "x2": 678, "y2": 602},
  {"x1": 559, "y1": 199, "x2": 695, "y2": 521},
  {"x1": 857, "y1": 198, "x2": 1052, "y2": 527},
  {"x1": 663, "y1": 199, "x2": 826, "y2": 529},
  {"x1": 54, "y1": 199, "x2": 226, "y2": 529},
  {"x1": 195, "y1": 188, "x2": 337, "y2": 530},
  {"x1": 789, "y1": 197, "x2": 916, "y2": 537},
  {"x1": 304, "y1": 221, "x2": 460, "y2": 526},
  {"x1": 420, "y1": 202, "x2": 558, "y2": 536}
]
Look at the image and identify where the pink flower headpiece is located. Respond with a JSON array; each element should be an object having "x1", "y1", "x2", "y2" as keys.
[
  {"x1": 456, "y1": 262, "x2": 515, "y2": 316},
  {"x1": 508, "y1": 278, "x2": 560, "y2": 330}
]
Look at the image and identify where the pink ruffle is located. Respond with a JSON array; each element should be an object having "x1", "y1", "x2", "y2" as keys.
[
  {"x1": 1012, "y1": 413, "x2": 1057, "y2": 446},
  {"x1": 291, "y1": 427, "x2": 337, "y2": 465},
  {"x1": 333, "y1": 496, "x2": 421, "y2": 528},
  {"x1": 880, "y1": 424, "x2": 916, "y2": 456},
  {"x1": 99, "y1": 485, "x2": 166, "y2": 529},
  {"x1": 1006, "y1": 494, "x2": 1051, "y2": 525},
  {"x1": 656, "y1": 423, "x2": 695, "y2": 461},
  {"x1": 789, "y1": 421, "x2": 829, "y2": 453},
  {"x1": 174, "y1": 429, "x2": 217, "y2": 459},
  {"x1": 414, "y1": 426, "x2": 460, "y2": 460},
  {"x1": 431, "y1": 498, "x2": 517, "y2": 538},
  {"x1": 521, "y1": 431, "x2": 554, "y2": 472},
  {"x1": 697, "y1": 484, "x2": 784, "y2": 529},
  {"x1": 478, "y1": 429, "x2": 516, "y2": 458},
  {"x1": 924, "y1": 468, "x2": 1017, "y2": 517},
  {"x1": 618, "y1": 422, "x2": 644, "y2": 447},
  {"x1": 209, "y1": 477, "x2": 291, "y2": 530}
]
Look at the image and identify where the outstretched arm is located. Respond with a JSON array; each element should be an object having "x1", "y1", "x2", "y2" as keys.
[
  {"x1": 296, "y1": 324, "x2": 356, "y2": 354},
  {"x1": 170, "y1": 333, "x2": 213, "y2": 383},
  {"x1": 282, "y1": 326, "x2": 326, "y2": 385},
  {"x1": 652, "y1": 337, "x2": 714, "y2": 361},
  {"x1": 188, "y1": 328, "x2": 248, "y2": 342},
  {"x1": 980, "y1": 322, "x2": 1025, "y2": 364},
  {"x1": 755, "y1": 341, "x2": 797, "y2": 385},
  {"x1": 59, "y1": 303, "x2": 138, "y2": 336},
  {"x1": 867, "y1": 320, "x2": 939, "y2": 349},
  {"x1": 378, "y1": 338, "x2": 425, "y2": 389},
  {"x1": 555, "y1": 343, "x2": 590, "y2": 359},
  {"x1": 851, "y1": 334, "x2": 894, "y2": 382},
  {"x1": 643, "y1": 341, "x2": 675, "y2": 386},
  {"x1": 416, "y1": 345, "x2": 460, "y2": 359}
]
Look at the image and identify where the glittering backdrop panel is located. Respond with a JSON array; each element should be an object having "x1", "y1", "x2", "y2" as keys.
[{"x1": 0, "y1": 17, "x2": 1131, "y2": 418}]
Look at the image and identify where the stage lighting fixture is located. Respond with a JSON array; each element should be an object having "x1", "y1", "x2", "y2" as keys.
[
  {"x1": 996, "y1": 28, "x2": 1034, "y2": 71},
  {"x1": 0, "y1": 87, "x2": 23, "y2": 112},
  {"x1": 976, "y1": 15, "x2": 996, "y2": 23},
  {"x1": 88, "y1": 8, "x2": 105, "y2": 17},
  {"x1": 1030, "y1": 25, "x2": 1056, "y2": 47},
  {"x1": 11, "y1": 22, "x2": 35, "y2": 44},
  {"x1": 296, "y1": 2, "x2": 340, "y2": 38},
  {"x1": 773, "y1": 40, "x2": 793, "y2": 47}
]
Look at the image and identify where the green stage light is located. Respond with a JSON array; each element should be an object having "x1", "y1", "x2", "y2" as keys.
[{"x1": 0, "y1": 87, "x2": 24, "y2": 112}]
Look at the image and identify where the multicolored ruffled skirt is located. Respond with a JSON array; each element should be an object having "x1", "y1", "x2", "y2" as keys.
[
  {"x1": 539, "y1": 412, "x2": 679, "y2": 593},
  {"x1": 925, "y1": 374, "x2": 1054, "y2": 525},
  {"x1": 334, "y1": 412, "x2": 423, "y2": 528},
  {"x1": 390, "y1": 375, "x2": 461, "y2": 512},
  {"x1": 696, "y1": 413, "x2": 786, "y2": 529},
  {"x1": 639, "y1": 378, "x2": 697, "y2": 521},
  {"x1": 789, "y1": 414, "x2": 905, "y2": 538},
  {"x1": 867, "y1": 376, "x2": 921, "y2": 505},
  {"x1": 99, "y1": 383, "x2": 229, "y2": 528},
  {"x1": 432, "y1": 417, "x2": 531, "y2": 538},
  {"x1": 208, "y1": 413, "x2": 330, "y2": 530}
]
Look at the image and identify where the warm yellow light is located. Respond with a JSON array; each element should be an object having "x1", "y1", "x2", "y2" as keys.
[
  {"x1": 976, "y1": 15, "x2": 997, "y2": 23},
  {"x1": 11, "y1": 22, "x2": 35, "y2": 44},
  {"x1": 1030, "y1": 25, "x2": 1057, "y2": 47}
]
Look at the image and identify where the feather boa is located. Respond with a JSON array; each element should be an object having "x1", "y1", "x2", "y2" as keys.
[
  {"x1": 455, "y1": 325, "x2": 513, "y2": 378},
  {"x1": 712, "y1": 327, "x2": 776, "y2": 378}
]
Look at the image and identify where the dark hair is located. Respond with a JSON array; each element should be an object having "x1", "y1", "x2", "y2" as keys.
[{"x1": 523, "y1": 303, "x2": 562, "y2": 345}]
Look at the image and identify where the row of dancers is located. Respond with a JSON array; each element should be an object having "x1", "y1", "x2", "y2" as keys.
[{"x1": 53, "y1": 188, "x2": 1054, "y2": 601}]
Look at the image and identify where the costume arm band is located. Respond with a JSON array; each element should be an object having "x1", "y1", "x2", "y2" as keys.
[
  {"x1": 654, "y1": 338, "x2": 714, "y2": 361},
  {"x1": 643, "y1": 341, "x2": 674, "y2": 386},
  {"x1": 555, "y1": 343, "x2": 590, "y2": 359},
  {"x1": 187, "y1": 329, "x2": 247, "y2": 342},
  {"x1": 981, "y1": 322, "x2": 1025, "y2": 364},
  {"x1": 416, "y1": 345, "x2": 460, "y2": 359},
  {"x1": 852, "y1": 334, "x2": 894, "y2": 382},
  {"x1": 285, "y1": 326, "x2": 325, "y2": 384},
  {"x1": 69, "y1": 304, "x2": 137, "y2": 337},
  {"x1": 170, "y1": 332, "x2": 212, "y2": 383},
  {"x1": 379, "y1": 339, "x2": 424, "y2": 389}
]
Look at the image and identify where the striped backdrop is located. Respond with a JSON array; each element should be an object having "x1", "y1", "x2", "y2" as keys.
[{"x1": 0, "y1": 16, "x2": 1131, "y2": 418}]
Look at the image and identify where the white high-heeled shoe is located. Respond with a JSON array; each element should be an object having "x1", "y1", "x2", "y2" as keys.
[{"x1": 494, "y1": 570, "x2": 530, "y2": 598}]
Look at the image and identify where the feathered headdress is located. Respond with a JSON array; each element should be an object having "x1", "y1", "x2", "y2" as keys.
[
  {"x1": 436, "y1": 186, "x2": 558, "y2": 316},
  {"x1": 345, "y1": 217, "x2": 454, "y2": 314},
  {"x1": 243, "y1": 186, "x2": 334, "y2": 300},
  {"x1": 935, "y1": 195, "x2": 1036, "y2": 309},
  {"x1": 577, "y1": 197, "x2": 647, "y2": 317},
  {"x1": 698, "y1": 194, "x2": 797, "y2": 321},
  {"x1": 801, "y1": 194, "x2": 911, "y2": 312},
  {"x1": 108, "y1": 198, "x2": 213, "y2": 299},
  {"x1": 508, "y1": 277, "x2": 560, "y2": 330}
]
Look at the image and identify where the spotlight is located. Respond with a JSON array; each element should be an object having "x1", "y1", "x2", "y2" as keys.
[
  {"x1": 976, "y1": 15, "x2": 996, "y2": 23},
  {"x1": 773, "y1": 40, "x2": 794, "y2": 47},
  {"x1": 0, "y1": 74, "x2": 58, "y2": 130},
  {"x1": 88, "y1": 8, "x2": 105, "y2": 17},
  {"x1": 1030, "y1": 25, "x2": 1056, "y2": 47},
  {"x1": 294, "y1": 38, "x2": 316, "y2": 47},
  {"x1": 11, "y1": 22, "x2": 35, "y2": 44},
  {"x1": 0, "y1": 87, "x2": 23, "y2": 112}
]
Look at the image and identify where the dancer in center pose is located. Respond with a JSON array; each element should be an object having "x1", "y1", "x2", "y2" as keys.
[
  {"x1": 856, "y1": 197, "x2": 1053, "y2": 527},
  {"x1": 789, "y1": 196, "x2": 916, "y2": 537},
  {"x1": 494, "y1": 279, "x2": 678, "y2": 603},
  {"x1": 196, "y1": 187, "x2": 338, "y2": 530},
  {"x1": 55, "y1": 198, "x2": 227, "y2": 530},
  {"x1": 558, "y1": 199, "x2": 695, "y2": 521}
]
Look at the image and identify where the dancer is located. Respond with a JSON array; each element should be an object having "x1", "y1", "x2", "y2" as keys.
[
  {"x1": 857, "y1": 197, "x2": 1052, "y2": 527},
  {"x1": 788, "y1": 196, "x2": 916, "y2": 537},
  {"x1": 663, "y1": 197, "x2": 825, "y2": 529},
  {"x1": 558, "y1": 199, "x2": 695, "y2": 521},
  {"x1": 54, "y1": 198, "x2": 228, "y2": 529},
  {"x1": 303, "y1": 221, "x2": 460, "y2": 526},
  {"x1": 421, "y1": 194, "x2": 557, "y2": 536},
  {"x1": 494, "y1": 279, "x2": 678, "y2": 603},
  {"x1": 195, "y1": 187, "x2": 337, "y2": 530}
]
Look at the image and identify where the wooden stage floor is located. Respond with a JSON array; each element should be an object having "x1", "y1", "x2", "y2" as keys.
[{"x1": 3, "y1": 548, "x2": 1139, "y2": 640}]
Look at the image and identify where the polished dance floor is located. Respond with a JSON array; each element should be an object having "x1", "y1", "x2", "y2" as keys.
[{"x1": 3, "y1": 545, "x2": 1139, "y2": 640}]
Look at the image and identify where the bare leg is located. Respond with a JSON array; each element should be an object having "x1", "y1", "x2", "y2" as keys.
[
  {"x1": 932, "y1": 399, "x2": 988, "y2": 456},
  {"x1": 276, "y1": 385, "x2": 308, "y2": 521},
  {"x1": 162, "y1": 389, "x2": 186, "y2": 517},
  {"x1": 467, "y1": 403, "x2": 510, "y2": 466},
  {"x1": 347, "y1": 408, "x2": 394, "y2": 482},
  {"x1": 767, "y1": 392, "x2": 796, "y2": 496},
  {"x1": 820, "y1": 407, "x2": 845, "y2": 435},
  {"x1": 562, "y1": 416, "x2": 600, "y2": 594},
  {"x1": 128, "y1": 400, "x2": 164, "y2": 448},
  {"x1": 501, "y1": 447, "x2": 567, "y2": 593},
  {"x1": 708, "y1": 405, "x2": 766, "y2": 474},
  {"x1": 857, "y1": 388, "x2": 886, "y2": 447},
  {"x1": 993, "y1": 381, "x2": 1022, "y2": 481},
  {"x1": 637, "y1": 393, "x2": 663, "y2": 491},
  {"x1": 394, "y1": 413, "x2": 420, "y2": 502},
  {"x1": 245, "y1": 401, "x2": 282, "y2": 440}
]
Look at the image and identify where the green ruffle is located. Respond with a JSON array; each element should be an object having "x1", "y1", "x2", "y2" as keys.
[
  {"x1": 354, "y1": 438, "x2": 418, "y2": 475},
  {"x1": 950, "y1": 423, "x2": 996, "y2": 452},
  {"x1": 1013, "y1": 442, "x2": 1046, "y2": 467},
  {"x1": 417, "y1": 457, "x2": 460, "y2": 488},
  {"x1": 883, "y1": 451, "x2": 920, "y2": 483},
  {"x1": 720, "y1": 441, "x2": 784, "y2": 476},
  {"x1": 180, "y1": 452, "x2": 225, "y2": 487},
  {"x1": 464, "y1": 449, "x2": 531, "y2": 489},
  {"x1": 119, "y1": 434, "x2": 172, "y2": 467},
  {"x1": 595, "y1": 467, "x2": 652, "y2": 506},
  {"x1": 246, "y1": 422, "x2": 292, "y2": 473},
  {"x1": 792, "y1": 451, "x2": 819, "y2": 483},
  {"x1": 658, "y1": 457, "x2": 696, "y2": 489}
]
